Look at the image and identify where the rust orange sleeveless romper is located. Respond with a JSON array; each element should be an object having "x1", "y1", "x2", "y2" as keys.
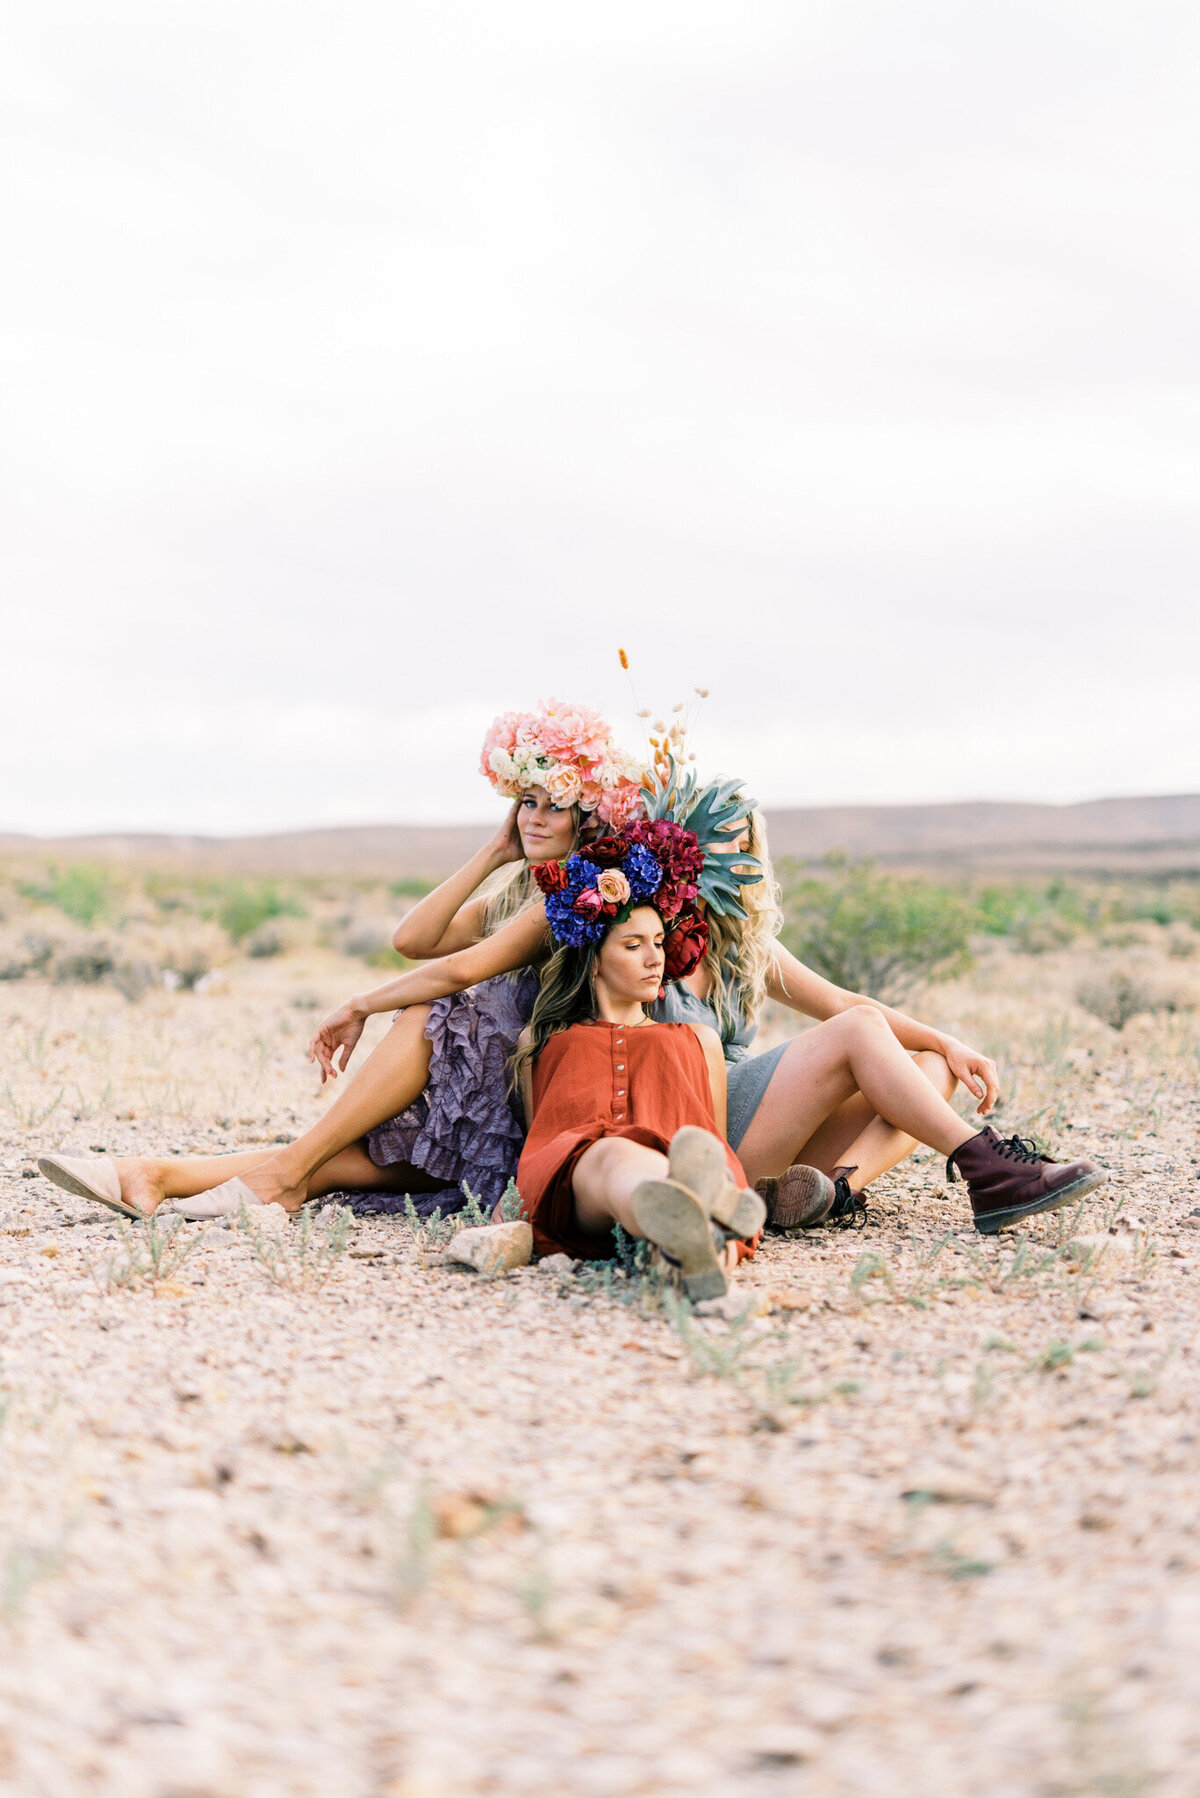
[{"x1": 516, "y1": 1020, "x2": 747, "y2": 1261}]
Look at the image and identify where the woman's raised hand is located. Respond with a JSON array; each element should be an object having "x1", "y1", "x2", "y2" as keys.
[
  {"x1": 483, "y1": 800, "x2": 525, "y2": 866},
  {"x1": 941, "y1": 1039, "x2": 1000, "y2": 1115},
  {"x1": 308, "y1": 1000, "x2": 368, "y2": 1084}
]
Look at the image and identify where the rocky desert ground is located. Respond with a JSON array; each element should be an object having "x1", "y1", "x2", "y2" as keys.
[{"x1": 2, "y1": 923, "x2": 1199, "y2": 1797}]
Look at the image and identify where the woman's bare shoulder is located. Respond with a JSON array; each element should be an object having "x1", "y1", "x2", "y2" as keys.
[{"x1": 684, "y1": 1020, "x2": 723, "y2": 1056}]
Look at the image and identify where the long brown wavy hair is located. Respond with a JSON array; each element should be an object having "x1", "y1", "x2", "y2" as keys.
[{"x1": 510, "y1": 901, "x2": 666, "y2": 1093}]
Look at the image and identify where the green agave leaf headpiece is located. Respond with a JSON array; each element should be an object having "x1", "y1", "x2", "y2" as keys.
[{"x1": 640, "y1": 753, "x2": 762, "y2": 919}]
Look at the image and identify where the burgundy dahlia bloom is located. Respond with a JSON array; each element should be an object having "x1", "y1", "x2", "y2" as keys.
[{"x1": 664, "y1": 907, "x2": 708, "y2": 980}]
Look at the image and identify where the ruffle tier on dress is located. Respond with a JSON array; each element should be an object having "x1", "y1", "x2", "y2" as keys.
[{"x1": 348, "y1": 970, "x2": 538, "y2": 1217}]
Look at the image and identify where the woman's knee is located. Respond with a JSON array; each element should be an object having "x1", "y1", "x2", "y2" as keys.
[
  {"x1": 913, "y1": 1048, "x2": 956, "y2": 1098},
  {"x1": 388, "y1": 1003, "x2": 431, "y2": 1033},
  {"x1": 832, "y1": 1003, "x2": 890, "y2": 1039}
]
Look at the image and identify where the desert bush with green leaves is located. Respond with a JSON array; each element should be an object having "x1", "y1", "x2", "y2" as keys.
[
  {"x1": 777, "y1": 854, "x2": 1200, "y2": 1012},
  {"x1": 0, "y1": 853, "x2": 425, "y2": 999},
  {"x1": 779, "y1": 854, "x2": 976, "y2": 1001}
]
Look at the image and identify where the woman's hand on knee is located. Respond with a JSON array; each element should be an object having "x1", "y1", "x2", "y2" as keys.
[
  {"x1": 937, "y1": 1038, "x2": 1000, "y2": 1114},
  {"x1": 308, "y1": 1000, "x2": 367, "y2": 1084}
]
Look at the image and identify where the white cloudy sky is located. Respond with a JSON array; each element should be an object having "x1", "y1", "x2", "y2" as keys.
[{"x1": 3, "y1": 1, "x2": 1198, "y2": 833}]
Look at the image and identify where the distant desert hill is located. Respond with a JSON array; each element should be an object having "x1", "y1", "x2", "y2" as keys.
[{"x1": 5, "y1": 793, "x2": 1200, "y2": 880}]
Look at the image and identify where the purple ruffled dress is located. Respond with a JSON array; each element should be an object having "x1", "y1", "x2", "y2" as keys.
[{"x1": 348, "y1": 970, "x2": 539, "y2": 1218}]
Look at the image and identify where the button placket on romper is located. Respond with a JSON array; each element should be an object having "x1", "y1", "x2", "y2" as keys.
[{"x1": 612, "y1": 1028, "x2": 627, "y2": 1122}]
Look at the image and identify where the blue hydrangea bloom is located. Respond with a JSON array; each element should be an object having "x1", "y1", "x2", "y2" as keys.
[{"x1": 543, "y1": 842, "x2": 666, "y2": 948}]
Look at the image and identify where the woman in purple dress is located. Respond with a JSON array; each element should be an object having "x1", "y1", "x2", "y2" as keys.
[{"x1": 37, "y1": 702, "x2": 646, "y2": 1222}]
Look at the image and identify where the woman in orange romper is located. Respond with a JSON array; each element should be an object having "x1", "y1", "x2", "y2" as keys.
[{"x1": 512, "y1": 830, "x2": 764, "y2": 1300}]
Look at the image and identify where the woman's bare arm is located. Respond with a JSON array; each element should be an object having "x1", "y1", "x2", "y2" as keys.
[
  {"x1": 308, "y1": 905, "x2": 550, "y2": 1081},
  {"x1": 766, "y1": 944, "x2": 999, "y2": 1111},
  {"x1": 391, "y1": 804, "x2": 524, "y2": 958},
  {"x1": 687, "y1": 1022, "x2": 727, "y2": 1140}
]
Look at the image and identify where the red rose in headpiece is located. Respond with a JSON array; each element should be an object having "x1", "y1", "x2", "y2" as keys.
[
  {"x1": 574, "y1": 888, "x2": 604, "y2": 921},
  {"x1": 533, "y1": 860, "x2": 570, "y2": 895},
  {"x1": 583, "y1": 833, "x2": 632, "y2": 868},
  {"x1": 663, "y1": 907, "x2": 709, "y2": 980}
]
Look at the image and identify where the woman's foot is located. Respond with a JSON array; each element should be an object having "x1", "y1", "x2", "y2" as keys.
[
  {"x1": 947, "y1": 1128, "x2": 1105, "y2": 1233},
  {"x1": 631, "y1": 1177, "x2": 728, "y2": 1301},
  {"x1": 756, "y1": 1164, "x2": 835, "y2": 1231},
  {"x1": 667, "y1": 1126, "x2": 765, "y2": 1239},
  {"x1": 157, "y1": 1158, "x2": 308, "y2": 1220},
  {"x1": 38, "y1": 1153, "x2": 150, "y2": 1220}
]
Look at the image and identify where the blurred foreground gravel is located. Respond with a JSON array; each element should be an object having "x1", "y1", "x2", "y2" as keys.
[{"x1": 1, "y1": 949, "x2": 1199, "y2": 1797}]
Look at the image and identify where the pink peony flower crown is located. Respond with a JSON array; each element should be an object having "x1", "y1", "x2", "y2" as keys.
[{"x1": 479, "y1": 699, "x2": 646, "y2": 830}]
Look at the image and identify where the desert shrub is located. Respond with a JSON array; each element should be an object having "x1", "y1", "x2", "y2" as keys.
[
  {"x1": 780, "y1": 854, "x2": 974, "y2": 1002},
  {"x1": 156, "y1": 921, "x2": 230, "y2": 990},
  {"x1": 110, "y1": 959, "x2": 158, "y2": 1002},
  {"x1": 214, "y1": 880, "x2": 306, "y2": 944},
  {"x1": 390, "y1": 877, "x2": 434, "y2": 899},
  {"x1": 245, "y1": 923, "x2": 284, "y2": 958},
  {"x1": 336, "y1": 916, "x2": 403, "y2": 964},
  {"x1": 1011, "y1": 912, "x2": 1079, "y2": 955},
  {"x1": 0, "y1": 929, "x2": 56, "y2": 981},
  {"x1": 19, "y1": 863, "x2": 117, "y2": 927},
  {"x1": 1076, "y1": 969, "x2": 1159, "y2": 1031},
  {"x1": 49, "y1": 933, "x2": 117, "y2": 985}
]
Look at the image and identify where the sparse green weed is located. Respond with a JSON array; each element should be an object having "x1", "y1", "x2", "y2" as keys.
[
  {"x1": 90, "y1": 1214, "x2": 202, "y2": 1294},
  {"x1": 237, "y1": 1200, "x2": 354, "y2": 1291}
]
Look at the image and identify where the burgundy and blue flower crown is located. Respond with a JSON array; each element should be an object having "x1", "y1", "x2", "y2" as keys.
[{"x1": 532, "y1": 821, "x2": 709, "y2": 978}]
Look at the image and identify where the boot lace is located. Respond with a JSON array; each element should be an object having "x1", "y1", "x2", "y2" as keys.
[
  {"x1": 995, "y1": 1133, "x2": 1049, "y2": 1165},
  {"x1": 828, "y1": 1174, "x2": 868, "y2": 1229}
]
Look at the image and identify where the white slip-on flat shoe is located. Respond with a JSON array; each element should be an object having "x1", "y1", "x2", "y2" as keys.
[
  {"x1": 157, "y1": 1176, "x2": 270, "y2": 1222},
  {"x1": 37, "y1": 1153, "x2": 144, "y2": 1220}
]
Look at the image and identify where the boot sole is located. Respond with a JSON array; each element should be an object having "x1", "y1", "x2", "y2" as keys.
[
  {"x1": 631, "y1": 1178, "x2": 727, "y2": 1301},
  {"x1": 759, "y1": 1165, "x2": 835, "y2": 1232},
  {"x1": 668, "y1": 1126, "x2": 764, "y2": 1239},
  {"x1": 724, "y1": 1188, "x2": 767, "y2": 1239},
  {"x1": 972, "y1": 1167, "x2": 1107, "y2": 1235}
]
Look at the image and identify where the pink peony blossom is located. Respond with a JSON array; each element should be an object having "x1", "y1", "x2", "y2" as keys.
[
  {"x1": 514, "y1": 713, "x2": 546, "y2": 750},
  {"x1": 537, "y1": 699, "x2": 611, "y2": 767},
  {"x1": 478, "y1": 709, "x2": 529, "y2": 780},
  {"x1": 596, "y1": 780, "x2": 646, "y2": 831},
  {"x1": 578, "y1": 778, "x2": 605, "y2": 813}
]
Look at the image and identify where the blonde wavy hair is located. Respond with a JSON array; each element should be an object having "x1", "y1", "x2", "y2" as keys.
[{"x1": 700, "y1": 808, "x2": 782, "y2": 1035}]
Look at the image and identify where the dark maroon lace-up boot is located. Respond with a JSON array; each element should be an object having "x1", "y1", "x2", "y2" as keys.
[
  {"x1": 947, "y1": 1126, "x2": 1105, "y2": 1234},
  {"x1": 756, "y1": 1165, "x2": 835, "y2": 1231},
  {"x1": 757, "y1": 1163, "x2": 869, "y2": 1231}
]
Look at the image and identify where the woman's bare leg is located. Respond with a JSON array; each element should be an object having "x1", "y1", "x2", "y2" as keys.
[
  {"x1": 735, "y1": 1010, "x2": 976, "y2": 1188},
  {"x1": 789, "y1": 1051, "x2": 958, "y2": 1190},
  {"x1": 302, "y1": 1142, "x2": 443, "y2": 1200},
  {"x1": 113, "y1": 1006, "x2": 435, "y2": 1214},
  {"x1": 572, "y1": 1138, "x2": 668, "y2": 1237},
  {"x1": 570, "y1": 1137, "x2": 739, "y2": 1281}
]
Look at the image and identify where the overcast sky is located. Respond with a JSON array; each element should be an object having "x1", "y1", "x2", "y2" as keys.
[{"x1": 3, "y1": 1, "x2": 1198, "y2": 834}]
